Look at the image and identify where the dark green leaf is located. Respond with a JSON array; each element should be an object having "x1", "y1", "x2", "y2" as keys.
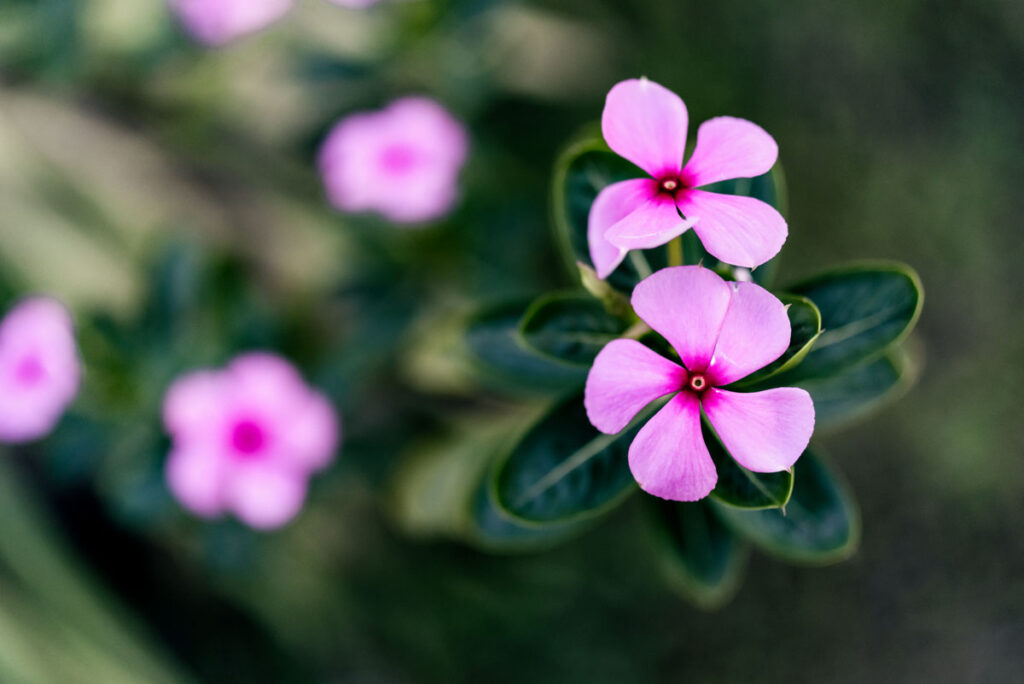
[
  {"x1": 462, "y1": 299, "x2": 586, "y2": 393},
  {"x1": 713, "y1": 450, "x2": 859, "y2": 564},
  {"x1": 492, "y1": 393, "x2": 644, "y2": 525},
  {"x1": 706, "y1": 421, "x2": 794, "y2": 510},
  {"x1": 778, "y1": 262, "x2": 923, "y2": 381},
  {"x1": 799, "y1": 348, "x2": 917, "y2": 429},
  {"x1": 732, "y1": 294, "x2": 822, "y2": 388},
  {"x1": 518, "y1": 291, "x2": 629, "y2": 366},
  {"x1": 645, "y1": 499, "x2": 748, "y2": 609}
]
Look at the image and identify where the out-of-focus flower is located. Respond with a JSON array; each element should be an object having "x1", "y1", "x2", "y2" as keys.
[
  {"x1": 318, "y1": 97, "x2": 469, "y2": 224},
  {"x1": 0, "y1": 298, "x2": 80, "y2": 444},
  {"x1": 168, "y1": 0, "x2": 293, "y2": 46},
  {"x1": 589, "y1": 78, "x2": 786, "y2": 278},
  {"x1": 163, "y1": 353, "x2": 339, "y2": 530},
  {"x1": 584, "y1": 266, "x2": 814, "y2": 502}
]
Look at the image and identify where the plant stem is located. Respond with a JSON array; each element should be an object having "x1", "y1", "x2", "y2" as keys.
[{"x1": 668, "y1": 236, "x2": 684, "y2": 267}]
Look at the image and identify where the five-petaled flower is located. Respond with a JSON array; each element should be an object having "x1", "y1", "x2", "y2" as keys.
[
  {"x1": 169, "y1": 0, "x2": 293, "y2": 46},
  {"x1": 589, "y1": 78, "x2": 787, "y2": 279},
  {"x1": 163, "y1": 353, "x2": 340, "y2": 530},
  {"x1": 318, "y1": 97, "x2": 469, "y2": 224},
  {"x1": 584, "y1": 266, "x2": 814, "y2": 502},
  {"x1": 0, "y1": 298, "x2": 80, "y2": 444}
]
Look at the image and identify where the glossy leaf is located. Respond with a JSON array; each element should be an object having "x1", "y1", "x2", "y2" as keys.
[
  {"x1": 713, "y1": 450, "x2": 859, "y2": 564},
  {"x1": 492, "y1": 393, "x2": 648, "y2": 526},
  {"x1": 518, "y1": 291, "x2": 629, "y2": 366},
  {"x1": 799, "y1": 348, "x2": 917, "y2": 429},
  {"x1": 462, "y1": 299, "x2": 586, "y2": 392},
  {"x1": 552, "y1": 137, "x2": 787, "y2": 293},
  {"x1": 779, "y1": 262, "x2": 923, "y2": 381},
  {"x1": 705, "y1": 421, "x2": 794, "y2": 510},
  {"x1": 732, "y1": 294, "x2": 822, "y2": 388},
  {"x1": 645, "y1": 498, "x2": 749, "y2": 609}
]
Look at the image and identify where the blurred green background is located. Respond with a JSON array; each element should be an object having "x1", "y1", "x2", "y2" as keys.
[{"x1": 0, "y1": 0, "x2": 1021, "y2": 682}]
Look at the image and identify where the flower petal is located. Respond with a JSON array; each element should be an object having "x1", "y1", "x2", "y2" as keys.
[
  {"x1": 165, "y1": 445, "x2": 228, "y2": 517},
  {"x1": 587, "y1": 179, "x2": 651, "y2": 279},
  {"x1": 278, "y1": 393, "x2": 340, "y2": 472},
  {"x1": 226, "y1": 465, "x2": 308, "y2": 530},
  {"x1": 631, "y1": 266, "x2": 732, "y2": 371},
  {"x1": 604, "y1": 195, "x2": 697, "y2": 254},
  {"x1": 682, "y1": 116, "x2": 778, "y2": 187},
  {"x1": 677, "y1": 189, "x2": 787, "y2": 268},
  {"x1": 163, "y1": 370, "x2": 228, "y2": 441},
  {"x1": 707, "y1": 281, "x2": 791, "y2": 385},
  {"x1": 584, "y1": 339, "x2": 685, "y2": 434},
  {"x1": 628, "y1": 392, "x2": 717, "y2": 501},
  {"x1": 703, "y1": 387, "x2": 814, "y2": 473},
  {"x1": 602, "y1": 78, "x2": 687, "y2": 177}
]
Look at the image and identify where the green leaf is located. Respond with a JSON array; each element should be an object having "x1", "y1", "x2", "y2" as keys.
[
  {"x1": 518, "y1": 291, "x2": 629, "y2": 367},
  {"x1": 491, "y1": 393, "x2": 644, "y2": 525},
  {"x1": 706, "y1": 421, "x2": 794, "y2": 510},
  {"x1": 778, "y1": 262, "x2": 923, "y2": 381},
  {"x1": 551, "y1": 137, "x2": 788, "y2": 293},
  {"x1": 732, "y1": 294, "x2": 822, "y2": 388},
  {"x1": 645, "y1": 498, "x2": 749, "y2": 609},
  {"x1": 713, "y1": 450, "x2": 859, "y2": 564},
  {"x1": 799, "y1": 348, "x2": 917, "y2": 429},
  {"x1": 462, "y1": 298, "x2": 586, "y2": 393}
]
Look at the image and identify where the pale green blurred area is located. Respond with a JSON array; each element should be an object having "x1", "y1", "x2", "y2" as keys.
[{"x1": 0, "y1": 0, "x2": 1022, "y2": 682}]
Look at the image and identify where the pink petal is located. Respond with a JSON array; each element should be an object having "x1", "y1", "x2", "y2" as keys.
[
  {"x1": 604, "y1": 195, "x2": 697, "y2": 254},
  {"x1": 703, "y1": 387, "x2": 814, "y2": 473},
  {"x1": 682, "y1": 116, "x2": 778, "y2": 187},
  {"x1": 677, "y1": 190, "x2": 787, "y2": 269},
  {"x1": 588, "y1": 179, "x2": 651, "y2": 279},
  {"x1": 226, "y1": 464, "x2": 308, "y2": 530},
  {"x1": 601, "y1": 78, "x2": 687, "y2": 178},
  {"x1": 628, "y1": 392, "x2": 717, "y2": 501},
  {"x1": 163, "y1": 370, "x2": 228, "y2": 441},
  {"x1": 630, "y1": 266, "x2": 732, "y2": 371},
  {"x1": 165, "y1": 446, "x2": 228, "y2": 517},
  {"x1": 278, "y1": 393, "x2": 340, "y2": 472},
  {"x1": 169, "y1": 0, "x2": 293, "y2": 46},
  {"x1": 707, "y1": 281, "x2": 791, "y2": 385},
  {"x1": 584, "y1": 339, "x2": 686, "y2": 434}
]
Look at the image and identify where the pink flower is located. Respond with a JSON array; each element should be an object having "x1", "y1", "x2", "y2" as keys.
[
  {"x1": 163, "y1": 353, "x2": 339, "y2": 530},
  {"x1": 318, "y1": 97, "x2": 469, "y2": 224},
  {"x1": 584, "y1": 266, "x2": 814, "y2": 502},
  {"x1": 0, "y1": 298, "x2": 80, "y2": 444},
  {"x1": 589, "y1": 78, "x2": 787, "y2": 278},
  {"x1": 169, "y1": 0, "x2": 293, "y2": 46}
]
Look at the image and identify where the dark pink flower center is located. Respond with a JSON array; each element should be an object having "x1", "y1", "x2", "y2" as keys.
[
  {"x1": 231, "y1": 419, "x2": 267, "y2": 457},
  {"x1": 657, "y1": 172, "x2": 695, "y2": 198},
  {"x1": 380, "y1": 144, "x2": 418, "y2": 174},
  {"x1": 687, "y1": 373, "x2": 710, "y2": 394},
  {"x1": 14, "y1": 355, "x2": 45, "y2": 387}
]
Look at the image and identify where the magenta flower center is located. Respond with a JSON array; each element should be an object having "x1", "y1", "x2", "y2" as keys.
[
  {"x1": 14, "y1": 354, "x2": 46, "y2": 387},
  {"x1": 231, "y1": 419, "x2": 267, "y2": 457},
  {"x1": 379, "y1": 144, "x2": 418, "y2": 174},
  {"x1": 687, "y1": 373, "x2": 710, "y2": 394}
]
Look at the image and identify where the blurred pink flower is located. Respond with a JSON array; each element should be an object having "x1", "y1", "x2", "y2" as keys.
[
  {"x1": 318, "y1": 97, "x2": 469, "y2": 224},
  {"x1": 0, "y1": 298, "x2": 80, "y2": 444},
  {"x1": 584, "y1": 266, "x2": 814, "y2": 502},
  {"x1": 589, "y1": 78, "x2": 786, "y2": 278},
  {"x1": 163, "y1": 353, "x2": 339, "y2": 530},
  {"x1": 169, "y1": 0, "x2": 293, "y2": 46}
]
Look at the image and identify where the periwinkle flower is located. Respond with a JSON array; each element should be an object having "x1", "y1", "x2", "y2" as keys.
[
  {"x1": 589, "y1": 78, "x2": 786, "y2": 278},
  {"x1": 318, "y1": 97, "x2": 469, "y2": 224},
  {"x1": 163, "y1": 353, "x2": 339, "y2": 530},
  {"x1": 585, "y1": 266, "x2": 814, "y2": 502},
  {"x1": 169, "y1": 0, "x2": 293, "y2": 46},
  {"x1": 0, "y1": 298, "x2": 80, "y2": 444}
]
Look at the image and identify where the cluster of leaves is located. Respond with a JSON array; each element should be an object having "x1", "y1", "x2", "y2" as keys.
[{"x1": 396, "y1": 136, "x2": 923, "y2": 608}]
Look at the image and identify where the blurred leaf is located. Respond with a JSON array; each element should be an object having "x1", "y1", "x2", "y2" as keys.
[
  {"x1": 799, "y1": 347, "x2": 918, "y2": 429},
  {"x1": 732, "y1": 293, "x2": 822, "y2": 388},
  {"x1": 491, "y1": 393, "x2": 645, "y2": 525},
  {"x1": 462, "y1": 298, "x2": 586, "y2": 393},
  {"x1": 777, "y1": 262, "x2": 923, "y2": 381},
  {"x1": 518, "y1": 290, "x2": 628, "y2": 366},
  {"x1": 713, "y1": 450, "x2": 859, "y2": 564},
  {"x1": 645, "y1": 498, "x2": 748, "y2": 609},
  {"x1": 706, "y1": 422, "x2": 794, "y2": 510},
  {"x1": 551, "y1": 136, "x2": 787, "y2": 293}
]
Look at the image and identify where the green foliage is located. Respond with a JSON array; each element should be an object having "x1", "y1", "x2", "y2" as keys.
[
  {"x1": 706, "y1": 422, "x2": 794, "y2": 510},
  {"x1": 733, "y1": 294, "x2": 821, "y2": 387},
  {"x1": 518, "y1": 291, "x2": 630, "y2": 366},
  {"x1": 799, "y1": 349, "x2": 917, "y2": 429}
]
